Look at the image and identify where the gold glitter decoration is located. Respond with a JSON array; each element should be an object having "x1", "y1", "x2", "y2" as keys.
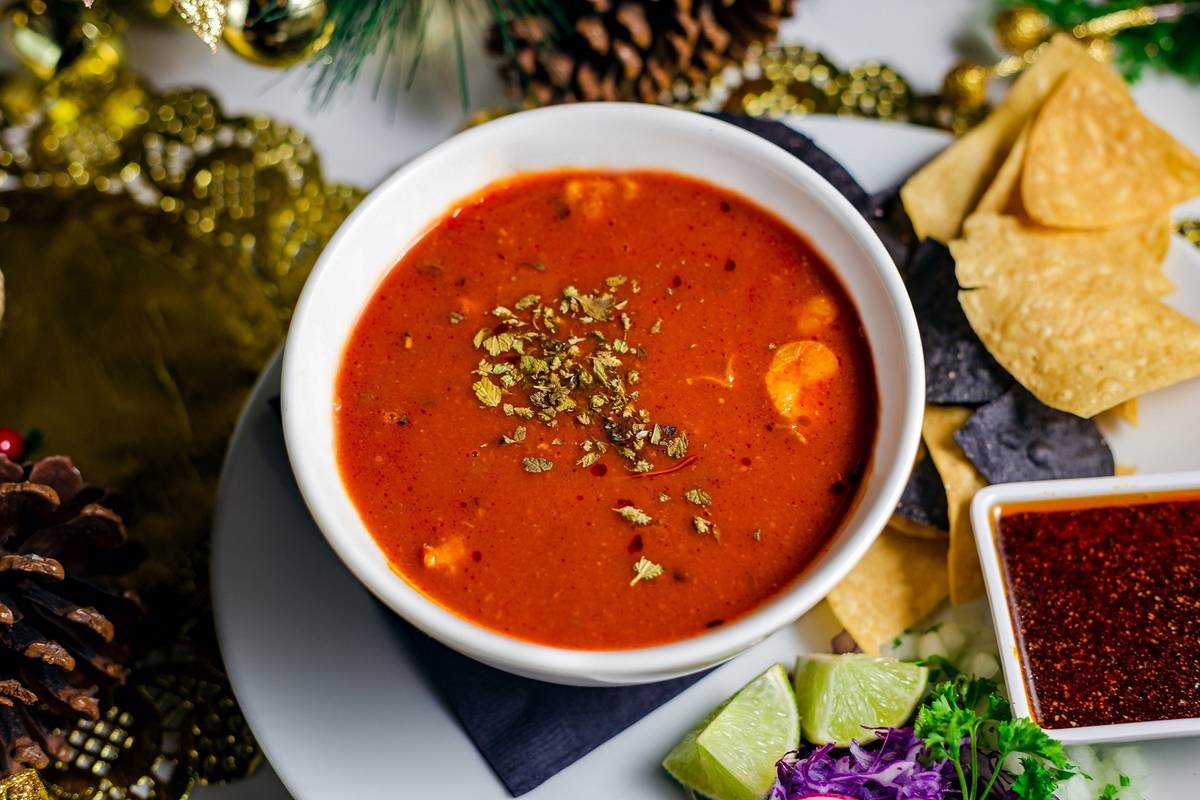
[
  {"x1": 173, "y1": 0, "x2": 227, "y2": 50},
  {"x1": 0, "y1": 771, "x2": 49, "y2": 800},
  {"x1": 0, "y1": 21, "x2": 360, "y2": 800}
]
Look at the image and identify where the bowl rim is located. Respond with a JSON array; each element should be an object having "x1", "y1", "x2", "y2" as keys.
[
  {"x1": 970, "y1": 471, "x2": 1200, "y2": 744},
  {"x1": 281, "y1": 103, "x2": 924, "y2": 684}
]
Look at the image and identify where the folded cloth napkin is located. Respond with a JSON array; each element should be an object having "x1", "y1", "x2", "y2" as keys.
[
  {"x1": 403, "y1": 627, "x2": 705, "y2": 796},
  {"x1": 400, "y1": 115, "x2": 891, "y2": 798}
]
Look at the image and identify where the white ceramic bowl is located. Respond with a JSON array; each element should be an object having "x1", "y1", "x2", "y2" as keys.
[
  {"x1": 971, "y1": 472, "x2": 1200, "y2": 744},
  {"x1": 282, "y1": 104, "x2": 924, "y2": 686}
]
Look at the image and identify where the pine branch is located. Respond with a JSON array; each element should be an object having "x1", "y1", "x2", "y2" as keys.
[{"x1": 312, "y1": 0, "x2": 562, "y2": 108}]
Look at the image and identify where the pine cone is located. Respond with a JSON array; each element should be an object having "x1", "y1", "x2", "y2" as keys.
[
  {"x1": 0, "y1": 454, "x2": 142, "y2": 776},
  {"x1": 491, "y1": 0, "x2": 794, "y2": 105}
]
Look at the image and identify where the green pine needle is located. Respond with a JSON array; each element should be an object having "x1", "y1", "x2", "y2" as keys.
[
  {"x1": 313, "y1": 0, "x2": 561, "y2": 110},
  {"x1": 1000, "y1": 0, "x2": 1200, "y2": 82}
]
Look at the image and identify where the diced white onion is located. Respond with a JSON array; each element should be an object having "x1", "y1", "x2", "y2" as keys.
[{"x1": 938, "y1": 622, "x2": 967, "y2": 655}]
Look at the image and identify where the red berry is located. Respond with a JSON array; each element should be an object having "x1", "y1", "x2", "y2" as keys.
[{"x1": 0, "y1": 428, "x2": 23, "y2": 461}]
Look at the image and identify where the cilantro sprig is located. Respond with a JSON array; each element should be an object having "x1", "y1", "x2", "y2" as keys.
[{"x1": 914, "y1": 675, "x2": 1075, "y2": 800}]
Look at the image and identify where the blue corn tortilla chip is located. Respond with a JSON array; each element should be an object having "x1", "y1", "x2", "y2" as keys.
[
  {"x1": 906, "y1": 240, "x2": 1013, "y2": 405},
  {"x1": 954, "y1": 385, "x2": 1114, "y2": 483},
  {"x1": 892, "y1": 453, "x2": 949, "y2": 537}
]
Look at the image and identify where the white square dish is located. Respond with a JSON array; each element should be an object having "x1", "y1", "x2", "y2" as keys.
[{"x1": 970, "y1": 471, "x2": 1200, "y2": 745}]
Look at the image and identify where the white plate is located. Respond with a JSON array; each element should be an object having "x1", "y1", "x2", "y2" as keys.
[{"x1": 211, "y1": 117, "x2": 1200, "y2": 799}]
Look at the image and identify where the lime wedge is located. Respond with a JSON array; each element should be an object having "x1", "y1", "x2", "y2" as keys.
[
  {"x1": 793, "y1": 654, "x2": 927, "y2": 747},
  {"x1": 663, "y1": 664, "x2": 800, "y2": 800}
]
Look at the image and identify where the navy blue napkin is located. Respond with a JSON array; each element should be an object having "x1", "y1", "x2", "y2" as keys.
[
  {"x1": 399, "y1": 116, "x2": 884, "y2": 797},
  {"x1": 403, "y1": 628, "x2": 705, "y2": 796}
]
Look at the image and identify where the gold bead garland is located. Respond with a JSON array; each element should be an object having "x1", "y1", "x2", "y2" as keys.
[
  {"x1": 994, "y1": 5, "x2": 1053, "y2": 53},
  {"x1": 681, "y1": 43, "x2": 988, "y2": 134}
]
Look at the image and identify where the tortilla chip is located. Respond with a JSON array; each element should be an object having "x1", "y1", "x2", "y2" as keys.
[
  {"x1": 907, "y1": 239, "x2": 1013, "y2": 404},
  {"x1": 954, "y1": 213, "x2": 1173, "y2": 297},
  {"x1": 922, "y1": 406, "x2": 987, "y2": 605},
  {"x1": 975, "y1": 122, "x2": 1029, "y2": 217},
  {"x1": 900, "y1": 35, "x2": 1098, "y2": 242},
  {"x1": 826, "y1": 527, "x2": 949, "y2": 654},
  {"x1": 954, "y1": 385, "x2": 1113, "y2": 483},
  {"x1": 892, "y1": 453, "x2": 949, "y2": 537},
  {"x1": 1115, "y1": 397, "x2": 1138, "y2": 426},
  {"x1": 953, "y1": 213, "x2": 1200, "y2": 417},
  {"x1": 1024, "y1": 67, "x2": 1200, "y2": 229}
]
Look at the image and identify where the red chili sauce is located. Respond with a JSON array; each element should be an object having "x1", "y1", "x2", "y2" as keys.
[
  {"x1": 998, "y1": 495, "x2": 1200, "y2": 728},
  {"x1": 335, "y1": 171, "x2": 878, "y2": 649}
]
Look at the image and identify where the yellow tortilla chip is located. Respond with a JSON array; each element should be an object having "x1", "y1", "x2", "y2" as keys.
[
  {"x1": 900, "y1": 35, "x2": 1100, "y2": 242},
  {"x1": 888, "y1": 512, "x2": 946, "y2": 540},
  {"x1": 826, "y1": 527, "x2": 949, "y2": 654},
  {"x1": 1115, "y1": 397, "x2": 1138, "y2": 426},
  {"x1": 1023, "y1": 66, "x2": 1200, "y2": 229},
  {"x1": 922, "y1": 406, "x2": 987, "y2": 605},
  {"x1": 975, "y1": 122, "x2": 1030, "y2": 216},
  {"x1": 954, "y1": 212, "x2": 1173, "y2": 297},
  {"x1": 953, "y1": 213, "x2": 1200, "y2": 417},
  {"x1": 1098, "y1": 397, "x2": 1139, "y2": 427}
]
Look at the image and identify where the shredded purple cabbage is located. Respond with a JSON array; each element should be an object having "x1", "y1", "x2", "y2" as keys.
[{"x1": 769, "y1": 727, "x2": 957, "y2": 800}]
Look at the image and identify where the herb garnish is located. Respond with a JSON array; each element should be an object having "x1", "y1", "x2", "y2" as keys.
[
  {"x1": 522, "y1": 457, "x2": 553, "y2": 474},
  {"x1": 473, "y1": 378, "x2": 502, "y2": 407},
  {"x1": 501, "y1": 426, "x2": 527, "y2": 445},
  {"x1": 467, "y1": 279, "x2": 691, "y2": 475},
  {"x1": 613, "y1": 506, "x2": 652, "y2": 525},
  {"x1": 684, "y1": 488, "x2": 711, "y2": 507},
  {"x1": 915, "y1": 676, "x2": 1075, "y2": 800},
  {"x1": 630, "y1": 557, "x2": 664, "y2": 585},
  {"x1": 448, "y1": 311, "x2": 464, "y2": 324},
  {"x1": 692, "y1": 516, "x2": 718, "y2": 538},
  {"x1": 666, "y1": 431, "x2": 689, "y2": 459},
  {"x1": 1098, "y1": 779, "x2": 1132, "y2": 800}
]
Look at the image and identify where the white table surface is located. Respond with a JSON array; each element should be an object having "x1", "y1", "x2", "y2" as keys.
[{"x1": 7, "y1": 1, "x2": 1198, "y2": 797}]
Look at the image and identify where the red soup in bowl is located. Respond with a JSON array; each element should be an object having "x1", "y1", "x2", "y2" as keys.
[{"x1": 335, "y1": 170, "x2": 878, "y2": 649}]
